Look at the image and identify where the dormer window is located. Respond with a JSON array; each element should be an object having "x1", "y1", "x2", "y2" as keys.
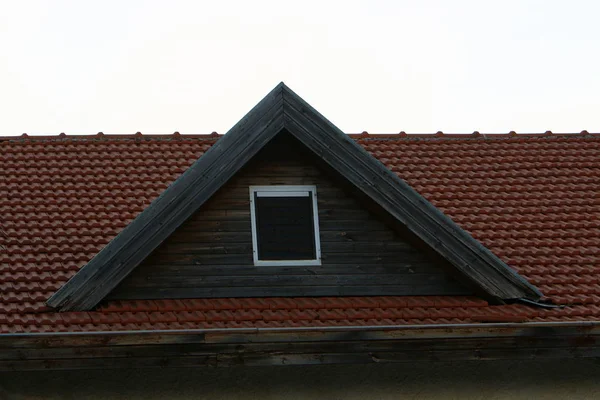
[{"x1": 249, "y1": 185, "x2": 321, "y2": 266}]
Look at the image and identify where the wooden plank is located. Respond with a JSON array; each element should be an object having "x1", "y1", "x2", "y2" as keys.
[
  {"x1": 118, "y1": 273, "x2": 455, "y2": 288},
  {"x1": 145, "y1": 253, "x2": 254, "y2": 265},
  {"x1": 151, "y1": 241, "x2": 417, "y2": 256},
  {"x1": 165, "y1": 230, "x2": 395, "y2": 244},
  {"x1": 173, "y1": 220, "x2": 252, "y2": 233},
  {"x1": 196, "y1": 199, "x2": 251, "y2": 210},
  {"x1": 180, "y1": 198, "x2": 362, "y2": 214},
  {"x1": 2, "y1": 328, "x2": 600, "y2": 370},
  {"x1": 178, "y1": 219, "x2": 386, "y2": 232},
  {"x1": 152, "y1": 243, "x2": 254, "y2": 255},
  {"x1": 143, "y1": 251, "x2": 434, "y2": 266},
  {"x1": 177, "y1": 208, "x2": 370, "y2": 223},
  {"x1": 205, "y1": 186, "x2": 353, "y2": 199},
  {"x1": 110, "y1": 284, "x2": 470, "y2": 299},
  {"x1": 5, "y1": 345, "x2": 600, "y2": 371},
  {"x1": 2, "y1": 336, "x2": 595, "y2": 361},
  {"x1": 166, "y1": 231, "x2": 253, "y2": 243},
  {"x1": 2, "y1": 322, "x2": 599, "y2": 349},
  {"x1": 125, "y1": 262, "x2": 444, "y2": 277},
  {"x1": 321, "y1": 253, "x2": 433, "y2": 264}
]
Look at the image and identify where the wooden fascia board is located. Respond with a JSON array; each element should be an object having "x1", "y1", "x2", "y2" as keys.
[
  {"x1": 46, "y1": 82, "x2": 541, "y2": 311},
  {"x1": 47, "y1": 85, "x2": 286, "y2": 311},
  {"x1": 279, "y1": 85, "x2": 542, "y2": 301},
  {"x1": 2, "y1": 322, "x2": 599, "y2": 370}
]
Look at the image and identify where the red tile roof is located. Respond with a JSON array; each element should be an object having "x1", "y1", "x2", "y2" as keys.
[{"x1": 1, "y1": 132, "x2": 599, "y2": 333}]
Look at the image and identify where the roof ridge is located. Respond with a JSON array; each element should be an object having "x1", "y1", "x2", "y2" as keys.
[
  {"x1": 348, "y1": 130, "x2": 598, "y2": 139},
  {"x1": 0, "y1": 132, "x2": 222, "y2": 142},
  {"x1": 2, "y1": 130, "x2": 599, "y2": 142}
]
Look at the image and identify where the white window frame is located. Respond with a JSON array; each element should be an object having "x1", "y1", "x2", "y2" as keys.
[{"x1": 249, "y1": 185, "x2": 322, "y2": 266}]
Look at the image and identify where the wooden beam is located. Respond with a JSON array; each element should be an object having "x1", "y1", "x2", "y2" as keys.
[{"x1": 1, "y1": 322, "x2": 598, "y2": 370}]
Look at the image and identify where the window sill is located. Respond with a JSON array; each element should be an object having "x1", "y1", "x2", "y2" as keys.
[{"x1": 253, "y1": 259, "x2": 322, "y2": 267}]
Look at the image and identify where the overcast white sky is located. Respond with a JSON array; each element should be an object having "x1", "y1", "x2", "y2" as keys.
[{"x1": 1, "y1": 0, "x2": 598, "y2": 136}]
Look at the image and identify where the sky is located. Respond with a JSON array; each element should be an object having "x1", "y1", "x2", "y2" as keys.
[{"x1": 0, "y1": 0, "x2": 599, "y2": 136}]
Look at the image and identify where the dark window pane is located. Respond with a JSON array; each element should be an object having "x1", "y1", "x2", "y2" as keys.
[{"x1": 255, "y1": 194, "x2": 316, "y2": 260}]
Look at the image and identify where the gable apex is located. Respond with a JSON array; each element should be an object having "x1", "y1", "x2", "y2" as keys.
[{"x1": 47, "y1": 83, "x2": 542, "y2": 311}]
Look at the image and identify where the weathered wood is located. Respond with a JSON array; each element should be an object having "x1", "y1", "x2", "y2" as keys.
[
  {"x1": 48, "y1": 84, "x2": 287, "y2": 311},
  {"x1": 110, "y1": 135, "x2": 471, "y2": 299},
  {"x1": 176, "y1": 220, "x2": 252, "y2": 232},
  {"x1": 111, "y1": 284, "x2": 469, "y2": 299},
  {"x1": 47, "y1": 83, "x2": 540, "y2": 311},
  {"x1": 2, "y1": 336, "x2": 597, "y2": 361},
  {"x1": 117, "y1": 273, "x2": 456, "y2": 288},
  {"x1": 173, "y1": 207, "x2": 372, "y2": 223},
  {"x1": 2, "y1": 322, "x2": 600, "y2": 370},
  {"x1": 166, "y1": 230, "x2": 395, "y2": 244},
  {"x1": 2, "y1": 322, "x2": 599, "y2": 348},
  {"x1": 149, "y1": 242, "x2": 419, "y2": 256},
  {"x1": 198, "y1": 191, "x2": 358, "y2": 203},
  {"x1": 178, "y1": 218, "x2": 387, "y2": 232},
  {"x1": 144, "y1": 247, "x2": 446, "y2": 265},
  {"x1": 281, "y1": 86, "x2": 540, "y2": 301},
  {"x1": 6, "y1": 346, "x2": 600, "y2": 371},
  {"x1": 130, "y1": 262, "x2": 444, "y2": 277}
]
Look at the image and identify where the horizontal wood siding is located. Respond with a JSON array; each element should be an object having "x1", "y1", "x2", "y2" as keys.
[
  {"x1": 4, "y1": 324, "x2": 600, "y2": 370},
  {"x1": 109, "y1": 135, "x2": 471, "y2": 299}
]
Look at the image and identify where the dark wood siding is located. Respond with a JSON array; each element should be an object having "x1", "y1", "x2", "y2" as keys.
[{"x1": 109, "y1": 136, "x2": 471, "y2": 299}]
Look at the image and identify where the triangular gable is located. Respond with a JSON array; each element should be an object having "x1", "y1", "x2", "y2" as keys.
[
  {"x1": 106, "y1": 134, "x2": 475, "y2": 300},
  {"x1": 47, "y1": 83, "x2": 542, "y2": 311}
]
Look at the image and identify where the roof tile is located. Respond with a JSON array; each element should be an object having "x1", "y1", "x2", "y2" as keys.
[{"x1": 1, "y1": 133, "x2": 599, "y2": 332}]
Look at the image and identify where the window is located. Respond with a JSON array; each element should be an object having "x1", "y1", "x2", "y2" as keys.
[{"x1": 249, "y1": 185, "x2": 321, "y2": 266}]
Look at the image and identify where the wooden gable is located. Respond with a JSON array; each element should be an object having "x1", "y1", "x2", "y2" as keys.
[
  {"x1": 48, "y1": 83, "x2": 540, "y2": 311},
  {"x1": 109, "y1": 134, "x2": 472, "y2": 299}
]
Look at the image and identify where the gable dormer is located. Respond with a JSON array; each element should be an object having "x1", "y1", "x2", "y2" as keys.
[
  {"x1": 108, "y1": 134, "x2": 473, "y2": 300},
  {"x1": 47, "y1": 83, "x2": 541, "y2": 311}
]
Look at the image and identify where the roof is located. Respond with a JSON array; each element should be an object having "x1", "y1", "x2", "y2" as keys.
[
  {"x1": 46, "y1": 84, "x2": 539, "y2": 311},
  {"x1": 1, "y1": 131, "x2": 599, "y2": 333}
]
